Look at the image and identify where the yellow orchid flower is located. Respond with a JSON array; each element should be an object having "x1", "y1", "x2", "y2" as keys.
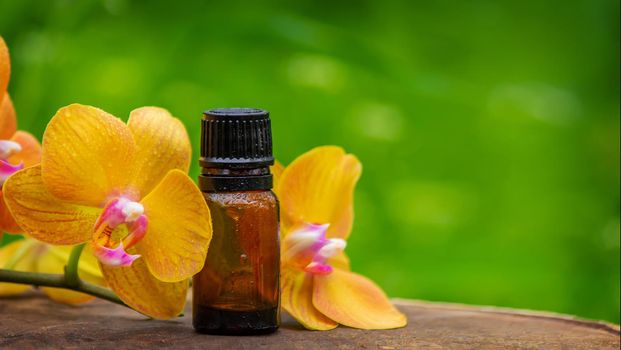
[
  {"x1": 2, "y1": 103, "x2": 213, "y2": 319},
  {"x1": 274, "y1": 146, "x2": 407, "y2": 330},
  {"x1": 0, "y1": 237, "x2": 105, "y2": 304},
  {"x1": 0, "y1": 36, "x2": 41, "y2": 235}
]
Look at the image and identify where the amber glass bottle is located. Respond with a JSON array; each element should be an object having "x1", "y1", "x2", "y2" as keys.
[{"x1": 193, "y1": 108, "x2": 280, "y2": 335}]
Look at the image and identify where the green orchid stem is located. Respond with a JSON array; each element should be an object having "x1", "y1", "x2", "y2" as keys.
[
  {"x1": 0, "y1": 245, "x2": 182, "y2": 319},
  {"x1": 0, "y1": 269, "x2": 126, "y2": 306},
  {"x1": 65, "y1": 243, "x2": 85, "y2": 287}
]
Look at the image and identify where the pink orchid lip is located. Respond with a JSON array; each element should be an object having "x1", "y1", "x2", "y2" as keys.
[
  {"x1": 283, "y1": 222, "x2": 347, "y2": 275},
  {"x1": 0, "y1": 159, "x2": 24, "y2": 186},
  {"x1": 305, "y1": 261, "x2": 334, "y2": 275},
  {"x1": 91, "y1": 242, "x2": 141, "y2": 267},
  {"x1": 91, "y1": 197, "x2": 148, "y2": 267}
]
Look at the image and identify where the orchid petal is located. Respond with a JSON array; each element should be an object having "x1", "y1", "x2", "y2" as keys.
[
  {"x1": 138, "y1": 169, "x2": 212, "y2": 282},
  {"x1": 281, "y1": 268, "x2": 338, "y2": 330},
  {"x1": 282, "y1": 223, "x2": 329, "y2": 267},
  {"x1": 99, "y1": 253, "x2": 188, "y2": 319},
  {"x1": 94, "y1": 197, "x2": 141, "y2": 230},
  {"x1": 271, "y1": 161, "x2": 285, "y2": 193},
  {"x1": 0, "y1": 139, "x2": 20, "y2": 159},
  {"x1": 304, "y1": 262, "x2": 333, "y2": 275},
  {"x1": 0, "y1": 159, "x2": 23, "y2": 186},
  {"x1": 0, "y1": 190, "x2": 21, "y2": 233},
  {"x1": 0, "y1": 131, "x2": 40, "y2": 235},
  {"x1": 328, "y1": 252, "x2": 351, "y2": 271},
  {"x1": 313, "y1": 268, "x2": 407, "y2": 329},
  {"x1": 0, "y1": 159, "x2": 22, "y2": 233},
  {"x1": 316, "y1": 238, "x2": 346, "y2": 260},
  {"x1": 8, "y1": 131, "x2": 41, "y2": 168},
  {"x1": 127, "y1": 107, "x2": 191, "y2": 198},
  {"x1": 122, "y1": 201, "x2": 144, "y2": 222},
  {"x1": 0, "y1": 36, "x2": 9, "y2": 98},
  {"x1": 283, "y1": 223, "x2": 347, "y2": 275},
  {"x1": 41, "y1": 286, "x2": 97, "y2": 304},
  {"x1": 277, "y1": 146, "x2": 361, "y2": 239},
  {"x1": 2, "y1": 166, "x2": 99, "y2": 244},
  {"x1": 303, "y1": 238, "x2": 346, "y2": 274},
  {"x1": 0, "y1": 239, "x2": 36, "y2": 296},
  {"x1": 122, "y1": 214, "x2": 148, "y2": 249},
  {"x1": 41, "y1": 104, "x2": 136, "y2": 207},
  {"x1": 0, "y1": 93, "x2": 16, "y2": 140}
]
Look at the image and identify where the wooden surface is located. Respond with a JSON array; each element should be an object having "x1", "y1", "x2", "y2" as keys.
[{"x1": 0, "y1": 293, "x2": 618, "y2": 349}]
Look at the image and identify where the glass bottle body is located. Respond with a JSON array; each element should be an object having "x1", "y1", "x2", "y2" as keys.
[{"x1": 193, "y1": 189, "x2": 280, "y2": 335}]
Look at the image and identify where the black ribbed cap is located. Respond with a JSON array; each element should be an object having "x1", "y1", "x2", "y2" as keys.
[{"x1": 200, "y1": 108, "x2": 274, "y2": 168}]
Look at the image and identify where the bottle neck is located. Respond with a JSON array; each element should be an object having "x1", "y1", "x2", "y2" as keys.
[{"x1": 199, "y1": 166, "x2": 272, "y2": 192}]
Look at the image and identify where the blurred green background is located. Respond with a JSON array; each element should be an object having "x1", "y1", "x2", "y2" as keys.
[{"x1": 1, "y1": 0, "x2": 619, "y2": 323}]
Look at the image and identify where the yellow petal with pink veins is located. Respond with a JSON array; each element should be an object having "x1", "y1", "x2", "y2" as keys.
[
  {"x1": 99, "y1": 253, "x2": 188, "y2": 319},
  {"x1": 2, "y1": 165, "x2": 100, "y2": 244},
  {"x1": 281, "y1": 268, "x2": 338, "y2": 330},
  {"x1": 312, "y1": 268, "x2": 407, "y2": 329},
  {"x1": 0, "y1": 239, "x2": 37, "y2": 296},
  {"x1": 127, "y1": 107, "x2": 191, "y2": 197},
  {"x1": 277, "y1": 146, "x2": 361, "y2": 240},
  {"x1": 138, "y1": 169, "x2": 212, "y2": 282},
  {"x1": 8, "y1": 131, "x2": 41, "y2": 167},
  {"x1": 42, "y1": 104, "x2": 136, "y2": 207},
  {"x1": 0, "y1": 93, "x2": 16, "y2": 140},
  {"x1": 37, "y1": 245, "x2": 106, "y2": 305}
]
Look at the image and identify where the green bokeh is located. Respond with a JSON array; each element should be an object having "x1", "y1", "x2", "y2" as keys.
[{"x1": 1, "y1": 0, "x2": 619, "y2": 323}]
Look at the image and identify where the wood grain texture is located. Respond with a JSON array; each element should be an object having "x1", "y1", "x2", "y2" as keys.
[{"x1": 0, "y1": 293, "x2": 618, "y2": 349}]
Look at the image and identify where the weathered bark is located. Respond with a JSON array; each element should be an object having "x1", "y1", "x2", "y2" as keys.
[{"x1": 0, "y1": 293, "x2": 618, "y2": 349}]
